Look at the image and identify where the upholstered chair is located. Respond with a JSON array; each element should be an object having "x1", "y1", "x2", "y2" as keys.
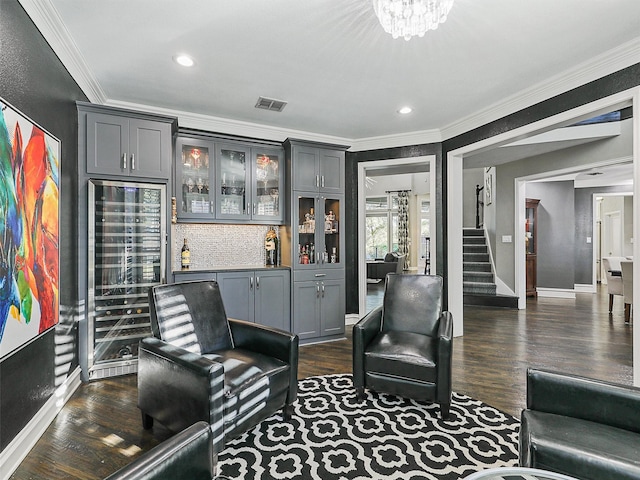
[
  {"x1": 353, "y1": 274, "x2": 453, "y2": 418},
  {"x1": 602, "y1": 256, "x2": 625, "y2": 313},
  {"x1": 105, "y1": 422, "x2": 214, "y2": 480},
  {"x1": 138, "y1": 280, "x2": 299, "y2": 454},
  {"x1": 621, "y1": 260, "x2": 633, "y2": 324}
]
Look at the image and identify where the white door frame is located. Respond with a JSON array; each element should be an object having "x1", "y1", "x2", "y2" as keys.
[
  {"x1": 447, "y1": 86, "x2": 640, "y2": 385},
  {"x1": 357, "y1": 155, "x2": 436, "y2": 318}
]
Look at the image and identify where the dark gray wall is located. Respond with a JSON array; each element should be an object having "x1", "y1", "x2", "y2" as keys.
[
  {"x1": 526, "y1": 182, "x2": 575, "y2": 289},
  {"x1": 0, "y1": 0, "x2": 87, "y2": 452}
]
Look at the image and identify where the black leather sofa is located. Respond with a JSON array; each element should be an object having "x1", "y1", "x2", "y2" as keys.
[
  {"x1": 138, "y1": 280, "x2": 298, "y2": 454},
  {"x1": 105, "y1": 421, "x2": 214, "y2": 480},
  {"x1": 366, "y1": 252, "x2": 406, "y2": 280},
  {"x1": 520, "y1": 368, "x2": 640, "y2": 479}
]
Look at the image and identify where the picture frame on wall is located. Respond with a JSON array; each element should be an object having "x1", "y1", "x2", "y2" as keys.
[
  {"x1": 485, "y1": 168, "x2": 493, "y2": 206},
  {"x1": 0, "y1": 97, "x2": 60, "y2": 359}
]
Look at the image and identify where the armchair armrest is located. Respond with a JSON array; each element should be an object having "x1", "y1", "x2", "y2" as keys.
[
  {"x1": 228, "y1": 319, "x2": 299, "y2": 403},
  {"x1": 138, "y1": 337, "x2": 225, "y2": 447},
  {"x1": 104, "y1": 421, "x2": 214, "y2": 480},
  {"x1": 526, "y1": 368, "x2": 640, "y2": 433},
  {"x1": 352, "y1": 306, "x2": 383, "y2": 389}
]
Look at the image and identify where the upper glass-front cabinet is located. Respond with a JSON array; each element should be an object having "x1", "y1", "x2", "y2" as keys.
[
  {"x1": 176, "y1": 137, "x2": 214, "y2": 220},
  {"x1": 175, "y1": 136, "x2": 284, "y2": 224}
]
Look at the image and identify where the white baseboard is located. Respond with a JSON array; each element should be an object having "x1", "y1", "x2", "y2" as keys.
[
  {"x1": 345, "y1": 314, "x2": 359, "y2": 326},
  {"x1": 536, "y1": 287, "x2": 576, "y2": 299},
  {"x1": 0, "y1": 366, "x2": 82, "y2": 480},
  {"x1": 574, "y1": 283, "x2": 596, "y2": 293}
]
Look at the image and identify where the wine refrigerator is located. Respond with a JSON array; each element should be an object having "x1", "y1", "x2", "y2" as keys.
[{"x1": 83, "y1": 180, "x2": 167, "y2": 380}]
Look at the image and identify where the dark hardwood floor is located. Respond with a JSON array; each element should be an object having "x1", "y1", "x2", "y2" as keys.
[{"x1": 10, "y1": 286, "x2": 633, "y2": 479}]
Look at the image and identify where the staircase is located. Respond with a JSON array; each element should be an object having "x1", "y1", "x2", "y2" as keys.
[{"x1": 463, "y1": 228, "x2": 518, "y2": 308}]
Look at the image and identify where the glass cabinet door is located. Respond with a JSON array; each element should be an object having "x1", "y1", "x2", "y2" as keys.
[
  {"x1": 294, "y1": 194, "x2": 343, "y2": 268},
  {"x1": 252, "y1": 149, "x2": 283, "y2": 222},
  {"x1": 216, "y1": 144, "x2": 251, "y2": 220},
  {"x1": 323, "y1": 196, "x2": 341, "y2": 267},
  {"x1": 177, "y1": 138, "x2": 213, "y2": 219}
]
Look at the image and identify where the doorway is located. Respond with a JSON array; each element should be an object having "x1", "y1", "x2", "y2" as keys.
[
  {"x1": 447, "y1": 87, "x2": 640, "y2": 384},
  {"x1": 357, "y1": 156, "x2": 437, "y2": 318}
]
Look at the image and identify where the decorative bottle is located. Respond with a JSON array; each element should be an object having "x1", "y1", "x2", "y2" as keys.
[
  {"x1": 265, "y1": 226, "x2": 279, "y2": 266},
  {"x1": 181, "y1": 238, "x2": 191, "y2": 269}
]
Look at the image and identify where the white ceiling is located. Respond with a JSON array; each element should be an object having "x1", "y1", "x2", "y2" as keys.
[{"x1": 24, "y1": 0, "x2": 640, "y2": 151}]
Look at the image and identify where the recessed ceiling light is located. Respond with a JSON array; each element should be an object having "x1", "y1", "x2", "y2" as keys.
[
  {"x1": 174, "y1": 54, "x2": 195, "y2": 67},
  {"x1": 398, "y1": 106, "x2": 413, "y2": 114}
]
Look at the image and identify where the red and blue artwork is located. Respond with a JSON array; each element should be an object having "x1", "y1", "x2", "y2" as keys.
[{"x1": 0, "y1": 99, "x2": 59, "y2": 359}]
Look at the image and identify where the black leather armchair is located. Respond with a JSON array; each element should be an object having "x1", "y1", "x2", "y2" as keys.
[
  {"x1": 105, "y1": 422, "x2": 214, "y2": 480},
  {"x1": 138, "y1": 280, "x2": 299, "y2": 453},
  {"x1": 353, "y1": 274, "x2": 453, "y2": 418},
  {"x1": 520, "y1": 368, "x2": 640, "y2": 479}
]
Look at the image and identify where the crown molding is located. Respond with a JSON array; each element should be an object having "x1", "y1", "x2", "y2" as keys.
[
  {"x1": 440, "y1": 37, "x2": 640, "y2": 141},
  {"x1": 106, "y1": 100, "x2": 353, "y2": 147},
  {"x1": 18, "y1": 0, "x2": 106, "y2": 103},
  {"x1": 348, "y1": 129, "x2": 442, "y2": 152}
]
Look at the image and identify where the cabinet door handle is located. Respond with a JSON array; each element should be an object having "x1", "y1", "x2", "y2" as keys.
[
  {"x1": 316, "y1": 175, "x2": 320, "y2": 188},
  {"x1": 250, "y1": 277, "x2": 254, "y2": 290},
  {"x1": 256, "y1": 276, "x2": 260, "y2": 290},
  {"x1": 131, "y1": 153, "x2": 135, "y2": 170},
  {"x1": 321, "y1": 283, "x2": 325, "y2": 297},
  {"x1": 122, "y1": 153, "x2": 127, "y2": 169},
  {"x1": 253, "y1": 203, "x2": 256, "y2": 215},
  {"x1": 314, "y1": 273, "x2": 326, "y2": 277},
  {"x1": 321, "y1": 175, "x2": 325, "y2": 188},
  {"x1": 316, "y1": 284, "x2": 320, "y2": 297}
]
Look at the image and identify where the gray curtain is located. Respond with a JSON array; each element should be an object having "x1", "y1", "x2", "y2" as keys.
[{"x1": 397, "y1": 191, "x2": 409, "y2": 270}]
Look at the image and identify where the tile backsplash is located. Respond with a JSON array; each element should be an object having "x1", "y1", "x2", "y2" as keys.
[{"x1": 172, "y1": 224, "x2": 273, "y2": 270}]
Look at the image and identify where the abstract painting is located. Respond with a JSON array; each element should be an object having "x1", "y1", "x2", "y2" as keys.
[{"x1": 0, "y1": 98, "x2": 59, "y2": 359}]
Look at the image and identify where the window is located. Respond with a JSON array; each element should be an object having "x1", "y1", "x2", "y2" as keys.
[{"x1": 366, "y1": 193, "x2": 399, "y2": 260}]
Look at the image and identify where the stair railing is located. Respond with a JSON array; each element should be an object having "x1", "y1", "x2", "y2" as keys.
[{"x1": 475, "y1": 184, "x2": 484, "y2": 229}]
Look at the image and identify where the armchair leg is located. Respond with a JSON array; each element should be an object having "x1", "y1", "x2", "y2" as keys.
[
  {"x1": 440, "y1": 403, "x2": 451, "y2": 420},
  {"x1": 282, "y1": 404, "x2": 294, "y2": 421},
  {"x1": 355, "y1": 387, "x2": 366, "y2": 401},
  {"x1": 141, "y1": 411, "x2": 154, "y2": 430},
  {"x1": 609, "y1": 294, "x2": 614, "y2": 313}
]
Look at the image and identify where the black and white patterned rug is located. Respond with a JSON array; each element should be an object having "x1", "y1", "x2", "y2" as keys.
[{"x1": 218, "y1": 374, "x2": 519, "y2": 480}]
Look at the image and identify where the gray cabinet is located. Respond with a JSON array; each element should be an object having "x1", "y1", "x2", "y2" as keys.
[
  {"x1": 290, "y1": 143, "x2": 344, "y2": 194},
  {"x1": 216, "y1": 269, "x2": 290, "y2": 331},
  {"x1": 285, "y1": 139, "x2": 349, "y2": 343},
  {"x1": 173, "y1": 271, "x2": 216, "y2": 283},
  {"x1": 292, "y1": 278, "x2": 345, "y2": 340},
  {"x1": 84, "y1": 108, "x2": 173, "y2": 179}
]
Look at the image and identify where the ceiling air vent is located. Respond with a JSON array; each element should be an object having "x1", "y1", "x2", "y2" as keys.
[{"x1": 255, "y1": 96, "x2": 287, "y2": 112}]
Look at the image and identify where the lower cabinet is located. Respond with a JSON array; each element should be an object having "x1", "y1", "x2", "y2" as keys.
[
  {"x1": 292, "y1": 278, "x2": 345, "y2": 341},
  {"x1": 217, "y1": 269, "x2": 290, "y2": 331}
]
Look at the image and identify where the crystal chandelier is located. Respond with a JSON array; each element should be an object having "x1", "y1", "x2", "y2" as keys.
[{"x1": 372, "y1": 0, "x2": 454, "y2": 41}]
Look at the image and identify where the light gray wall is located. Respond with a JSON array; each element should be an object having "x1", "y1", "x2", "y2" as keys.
[
  {"x1": 492, "y1": 117, "x2": 632, "y2": 292},
  {"x1": 574, "y1": 186, "x2": 631, "y2": 285},
  {"x1": 526, "y1": 181, "x2": 575, "y2": 289},
  {"x1": 624, "y1": 195, "x2": 634, "y2": 257},
  {"x1": 463, "y1": 168, "x2": 484, "y2": 228}
]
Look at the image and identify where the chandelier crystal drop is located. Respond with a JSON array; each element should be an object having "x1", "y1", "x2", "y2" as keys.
[{"x1": 372, "y1": 0, "x2": 454, "y2": 41}]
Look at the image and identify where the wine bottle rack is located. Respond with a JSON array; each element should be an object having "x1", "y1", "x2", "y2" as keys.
[{"x1": 87, "y1": 180, "x2": 166, "y2": 379}]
